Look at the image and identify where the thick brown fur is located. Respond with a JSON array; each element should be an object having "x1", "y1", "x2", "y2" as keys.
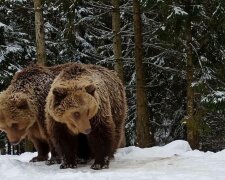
[
  {"x1": 0, "y1": 63, "x2": 79, "y2": 162},
  {"x1": 46, "y1": 63, "x2": 127, "y2": 170}
]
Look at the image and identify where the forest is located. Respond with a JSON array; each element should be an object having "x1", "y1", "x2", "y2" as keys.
[{"x1": 0, "y1": 0, "x2": 225, "y2": 155}]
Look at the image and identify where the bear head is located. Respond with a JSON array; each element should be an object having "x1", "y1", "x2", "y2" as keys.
[
  {"x1": 0, "y1": 91, "x2": 37, "y2": 145},
  {"x1": 47, "y1": 79, "x2": 99, "y2": 135}
]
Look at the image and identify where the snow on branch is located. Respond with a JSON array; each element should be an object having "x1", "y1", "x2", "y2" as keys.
[
  {"x1": 202, "y1": 91, "x2": 225, "y2": 104},
  {"x1": 167, "y1": 6, "x2": 188, "y2": 19}
]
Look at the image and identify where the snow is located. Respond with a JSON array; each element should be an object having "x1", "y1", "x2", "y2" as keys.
[
  {"x1": 6, "y1": 44, "x2": 23, "y2": 54},
  {"x1": 167, "y1": 6, "x2": 188, "y2": 19},
  {"x1": 202, "y1": 91, "x2": 225, "y2": 103},
  {"x1": 0, "y1": 22, "x2": 7, "y2": 28},
  {"x1": 0, "y1": 22, "x2": 13, "y2": 31},
  {"x1": 7, "y1": 0, "x2": 27, "y2": 2},
  {"x1": 0, "y1": 44, "x2": 23, "y2": 63},
  {"x1": 1, "y1": 140, "x2": 225, "y2": 180},
  {"x1": 173, "y1": 6, "x2": 188, "y2": 16}
]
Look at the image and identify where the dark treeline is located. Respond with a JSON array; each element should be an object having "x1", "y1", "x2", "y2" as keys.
[{"x1": 0, "y1": 0, "x2": 225, "y2": 154}]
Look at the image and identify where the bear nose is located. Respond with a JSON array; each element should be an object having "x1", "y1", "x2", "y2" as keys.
[
  {"x1": 10, "y1": 140, "x2": 20, "y2": 145},
  {"x1": 84, "y1": 128, "x2": 92, "y2": 135}
]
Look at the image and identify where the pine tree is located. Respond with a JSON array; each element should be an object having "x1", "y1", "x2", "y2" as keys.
[
  {"x1": 112, "y1": 0, "x2": 124, "y2": 82},
  {"x1": 184, "y1": 0, "x2": 199, "y2": 149},
  {"x1": 111, "y1": 0, "x2": 126, "y2": 147},
  {"x1": 133, "y1": 0, "x2": 154, "y2": 147},
  {"x1": 33, "y1": 0, "x2": 46, "y2": 65}
]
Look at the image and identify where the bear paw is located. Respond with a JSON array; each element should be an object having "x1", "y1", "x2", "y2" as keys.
[
  {"x1": 91, "y1": 156, "x2": 109, "y2": 170},
  {"x1": 60, "y1": 161, "x2": 77, "y2": 169},
  {"x1": 30, "y1": 155, "x2": 48, "y2": 162},
  {"x1": 45, "y1": 157, "x2": 61, "y2": 165}
]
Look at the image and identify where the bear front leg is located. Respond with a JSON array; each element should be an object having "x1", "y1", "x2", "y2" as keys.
[
  {"x1": 50, "y1": 121, "x2": 78, "y2": 169},
  {"x1": 89, "y1": 117, "x2": 116, "y2": 170},
  {"x1": 45, "y1": 140, "x2": 61, "y2": 165},
  {"x1": 58, "y1": 134, "x2": 78, "y2": 169},
  {"x1": 29, "y1": 138, "x2": 49, "y2": 162},
  {"x1": 77, "y1": 133, "x2": 91, "y2": 164}
]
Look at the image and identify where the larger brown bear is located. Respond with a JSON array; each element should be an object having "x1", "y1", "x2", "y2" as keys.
[
  {"x1": 46, "y1": 63, "x2": 127, "y2": 170},
  {"x1": 0, "y1": 63, "x2": 88, "y2": 163}
]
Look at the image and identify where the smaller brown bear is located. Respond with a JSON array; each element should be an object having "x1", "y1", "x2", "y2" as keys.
[
  {"x1": 46, "y1": 64, "x2": 127, "y2": 170},
  {"x1": 0, "y1": 65, "x2": 55, "y2": 162},
  {"x1": 0, "y1": 63, "x2": 75, "y2": 162}
]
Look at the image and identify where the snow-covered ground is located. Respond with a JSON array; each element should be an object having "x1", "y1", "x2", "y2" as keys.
[{"x1": 0, "y1": 140, "x2": 225, "y2": 180}]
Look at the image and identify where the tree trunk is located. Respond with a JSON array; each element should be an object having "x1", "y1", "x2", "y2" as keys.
[
  {"x1": 12, "y1": 145, "x2": 15, "y2": 155},
  {"x1": 133, "y1": 0, "x2": 154, "y2": 148},
  {"x1": 16, "y1": 144, "x2": 20, "y2": 155},
  {"x1": 185, "y1": 0, "x2": 199, "y2": 149},
  {"x1": 7, "y1": 141, "x2": 11, "y2": 154},
  {"x1": 111, "y1": 0, "x2": 126, "y2": 147},
  {"x1": 111, "y1": 0, "x2": 124, "y2": 83},
  {"x1": 33, "y1": 0, "x2": 46, "y2": 65}
]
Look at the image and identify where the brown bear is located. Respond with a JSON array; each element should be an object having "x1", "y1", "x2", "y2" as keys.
[
  {"x1": 0, "y1": 63, "x2": 88, "y2": 163},
  {"x1": 46, "y1": 63, "x2": 127, "y2": 170}
]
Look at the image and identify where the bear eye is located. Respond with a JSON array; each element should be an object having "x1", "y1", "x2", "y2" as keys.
[
  {"x1": 17, "y1": 103, "x2": 28, "y2": 109},
  {"x1": 72, "y1": 112, "x2": 80, "y2": 120},
  {"x1": 17, "y1": 99, "x2": 29, "y2": 109}
]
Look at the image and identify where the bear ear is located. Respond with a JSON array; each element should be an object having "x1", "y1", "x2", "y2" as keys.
[
  {"x1": 52, "y1": 87, "x2": 67, "y2": 106},
  {"x1": 85, "y1": 84, "x2": 96, "y2": 96},
  {"x1": 52, "y1": 87, "x2": 67, "y2": 98},
  {"x1": 16, "y1": 98, "x2": 29, "y2": 110}
]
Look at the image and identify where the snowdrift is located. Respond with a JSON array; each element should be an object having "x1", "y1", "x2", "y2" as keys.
[{"x1": 0, "y1": 140, "x2": 225, "y2": 180}]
